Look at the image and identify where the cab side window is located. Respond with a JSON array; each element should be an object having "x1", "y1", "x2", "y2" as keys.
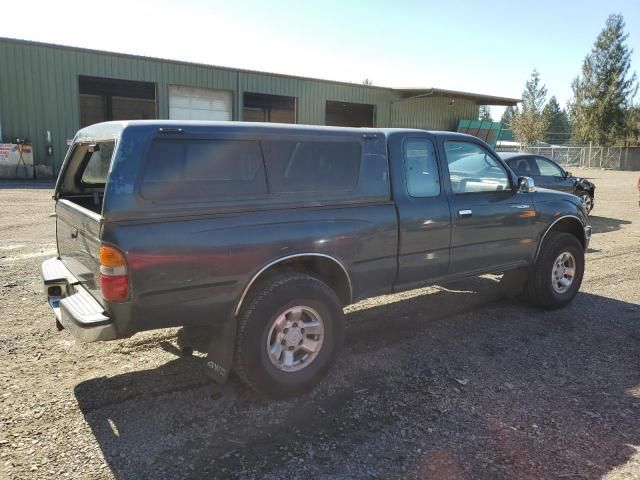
[
  {"x1": 444, "y1": 141, "x2": 511, "y2": 194},
  {"x1": 404, "y1": 139, "x2": 440, "y2": 197},
  {"x1": 535, "y1": 157, "x2": 563, "y2": 176},
  {"x1": 510, "y1": 157, "x2": 539, "y2": 176}
]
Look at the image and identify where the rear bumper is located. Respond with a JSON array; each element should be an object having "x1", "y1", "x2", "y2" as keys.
[{"x1": 41, "y1": 257, "x2": 118, "y2": 342}]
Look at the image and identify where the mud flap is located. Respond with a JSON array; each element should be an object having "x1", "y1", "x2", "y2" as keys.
[{"x1": 205, "y1": 318, "x2": 237, "y2": 384}]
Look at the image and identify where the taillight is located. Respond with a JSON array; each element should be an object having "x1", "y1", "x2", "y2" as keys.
[{"x1": 99, "y1": 245, "x2": 129, "y2": 302}]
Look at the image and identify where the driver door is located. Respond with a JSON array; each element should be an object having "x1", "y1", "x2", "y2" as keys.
[{"x1": 442, "y1": 139, "x2": 538, "y2": 277}]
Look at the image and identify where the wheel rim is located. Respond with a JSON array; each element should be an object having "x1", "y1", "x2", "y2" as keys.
[
  {"x1": 580, "y1": 193, "x2": 592, "y2": 212},
  {"x1": 266, "y1": 306, "x2": 325, "y2": 372},
  {"x1": 551, "y1": 251, "x2": 576, "y2": 294}
]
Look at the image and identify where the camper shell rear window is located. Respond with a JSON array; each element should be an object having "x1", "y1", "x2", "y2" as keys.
[{"x1": 79, "y1": 142, "x2": 116, "y2": 185}]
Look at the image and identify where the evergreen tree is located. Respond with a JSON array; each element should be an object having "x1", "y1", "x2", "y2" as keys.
[
  {"x1": 570, "y1": 14, "x2": 638, "y2": 145},
  {"x1": 543, "y1": 96, "x2": 571, "y2": 144},
  {"x1": 500, "y1": 106, "x2": 515, "y2": 129},
  {"x1": 511, "y1": 69, "x2": 550, "y2": 146},
  {"x1": 479, "y1": 105, "x2": 492, "y2": 121},
  {"x1": 626, "y1": 105, "x2": 640, "y2": 145}
]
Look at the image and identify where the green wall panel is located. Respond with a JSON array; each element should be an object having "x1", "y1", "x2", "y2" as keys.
[
  {"x1": 0, "y1": 38, "x2": 484, "y2": 176},
  {"x1": 390, "y1": 95, "x2": 479, "y2": 131}
]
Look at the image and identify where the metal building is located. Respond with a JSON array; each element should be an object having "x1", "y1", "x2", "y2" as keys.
[{"x1": 0, "y1": 37, "x2": 518, "y2": 177}]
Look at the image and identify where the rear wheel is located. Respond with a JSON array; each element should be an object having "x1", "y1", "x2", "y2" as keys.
[
  {"x1": 524, "y1": 232, "x2": 584, "y2": 309},
  {"x1": 234, "y1": 273, "x2": 344, "y2": 398}
]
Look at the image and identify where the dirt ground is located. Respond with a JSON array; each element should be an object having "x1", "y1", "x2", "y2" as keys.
[{"x1": 1, "y1": 169, "x2": 639, "y2": 480}]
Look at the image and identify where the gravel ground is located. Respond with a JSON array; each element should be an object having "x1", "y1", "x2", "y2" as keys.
[{"x1": 1, "y1": 169, "x2": 639, "y2": 480}]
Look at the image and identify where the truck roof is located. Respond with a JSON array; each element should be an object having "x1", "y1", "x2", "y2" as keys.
[{"x1": 75, "y1": 120, "x2": 477, "y2": 142}]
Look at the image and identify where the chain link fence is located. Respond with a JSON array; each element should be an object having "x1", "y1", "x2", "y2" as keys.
[{"x1": 495, "y1": 145, "x2": 629, "y2": 169}]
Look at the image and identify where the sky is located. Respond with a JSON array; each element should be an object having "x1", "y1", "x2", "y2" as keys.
[{"x1": 3, "y1": 0, "x2": 639, "y2": 119}]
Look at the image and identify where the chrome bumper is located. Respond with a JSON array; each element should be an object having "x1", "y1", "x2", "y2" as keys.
[{"x1": 41, "y1": 257, "x2": 117, "y2": 342}]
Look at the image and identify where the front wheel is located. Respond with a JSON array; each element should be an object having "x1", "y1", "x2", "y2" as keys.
[
  {"x1": 525, "y1": 232, "x2": 585, "y2": 309},
  {"x1": 578, "y1": 191, "x2": 594, "y2": 215},
  {"x1": 234, "y1": 273, "x2": 344, "y2": 398}
]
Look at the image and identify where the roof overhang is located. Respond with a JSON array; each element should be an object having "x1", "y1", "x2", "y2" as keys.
[{"x1": 394, "y1": 88, "x2": 520, "y2": 106}]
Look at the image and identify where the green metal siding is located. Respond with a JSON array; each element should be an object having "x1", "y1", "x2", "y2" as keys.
[
  {"x1": 0, "y1": 38, "x2": 481, "y2": 176},
  {"x1": 238, "y1": 72, "x2": 394, "y2": 125},
  {"x1": 390, "y1": 95, "x2": 479, "y2": 131}
]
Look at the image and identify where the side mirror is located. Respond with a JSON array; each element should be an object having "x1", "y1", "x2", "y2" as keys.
[
  {"x1": 518, "y1": 176, "x2": 536, "y2": 193},
  {"x1": 565, "y1": 170, "x2": 572, "y2": 178}
]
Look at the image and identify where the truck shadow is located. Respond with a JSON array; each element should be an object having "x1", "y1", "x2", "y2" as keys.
[
  {"x1": 588, "y1": 214, "x2": 631, "y2": 234},
  {"x1": 74, "y1": 278, "x2": 640, "y2": 479}
]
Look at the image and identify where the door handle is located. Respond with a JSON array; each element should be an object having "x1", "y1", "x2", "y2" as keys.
[{"x1": 458, "y1": 209, "x2": 473, "y2": 217}]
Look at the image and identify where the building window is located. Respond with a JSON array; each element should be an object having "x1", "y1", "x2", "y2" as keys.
[
  {"x1": 78, "y1": 76, "x2": 156, "y2": 128},
  {"x1": 325, "y1": 101, "x2": 375, "y2": 127},
  {"x1": 243, "y1": 93, "x2": 296, "y2": 123}
]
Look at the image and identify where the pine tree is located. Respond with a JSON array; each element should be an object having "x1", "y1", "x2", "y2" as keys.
[
  {"x1": 511, "y1": 70, "x2": 550, "y2": 146},
  {"x1": 500, "y1": 106, "x2": 515, "y2": 129},
  {"x1": 570, "y1": 14, "x2": 638, "y2": 146},
  {"x1": 479, "y1": 105, "x2": 492, "y2": 121},
  {"x1": 627, "y1": 105, "x2": 640, "y2": 145},
  {"x1": 543, "y1": 96, "x2": 571, "y2": 144}
]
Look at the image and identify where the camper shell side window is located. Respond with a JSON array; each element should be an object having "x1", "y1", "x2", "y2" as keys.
[{"x1": 138, "y1": 134, "x2": 383, "y2": 207}]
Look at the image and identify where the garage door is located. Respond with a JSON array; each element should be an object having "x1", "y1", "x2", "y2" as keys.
[{"x1": 168, "y1": 85, "x2": 232, "y2": 121}]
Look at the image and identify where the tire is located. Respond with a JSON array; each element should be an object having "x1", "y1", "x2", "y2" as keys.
[
  {"x1": 577, "y1": 190, "x2": 594, "y2": 215},
  {"x1": 524, "y1": 232, "x2": 584, "y2": 309},
  {"x1": 234, "y1": 273, "x2": 344, "y2": 398}
]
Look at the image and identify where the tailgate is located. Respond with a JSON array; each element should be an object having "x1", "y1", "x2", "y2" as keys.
[{"x1": 56, "y1": 199, "x2": 104, "y2": 304}]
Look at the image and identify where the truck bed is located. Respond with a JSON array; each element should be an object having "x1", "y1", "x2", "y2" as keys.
[
  {"x1": 55, "y1": 198, "x2": 104, "y2": 304},
  {"x1": 59, "y1": 193, "x2": 104, "y2": 214}
]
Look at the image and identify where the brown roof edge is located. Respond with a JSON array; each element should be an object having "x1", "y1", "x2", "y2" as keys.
[{"x1": 396, "y1": 88, "x2": 520, "y2": 106}]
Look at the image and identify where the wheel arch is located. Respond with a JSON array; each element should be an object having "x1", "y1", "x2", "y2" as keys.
[
  {"x1": 535, "y1": 215, "x2": 586, "y2": 261},
  {"x1": 234, "y1": 253, "x2": 353, "y2": 316}
]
